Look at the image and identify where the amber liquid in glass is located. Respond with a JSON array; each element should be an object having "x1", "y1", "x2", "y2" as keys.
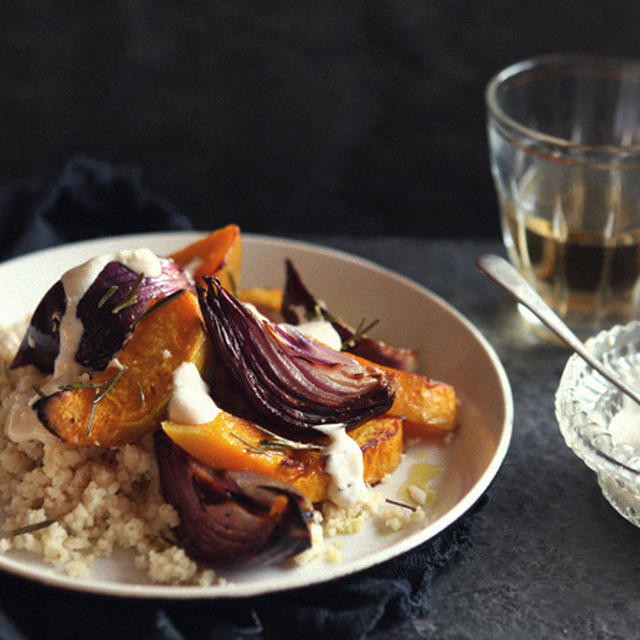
[{"x1": 503, "y1": 205, "x2": 640, "y2": 334}]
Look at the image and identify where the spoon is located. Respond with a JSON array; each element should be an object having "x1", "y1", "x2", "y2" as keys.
[{"x1": 476, "y1": 253, "x2": 640, "y2": 406}]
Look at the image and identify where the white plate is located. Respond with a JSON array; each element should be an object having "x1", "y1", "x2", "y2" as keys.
[{"x1": 0, "y1": 232, "x2": 513, "y2": 599}]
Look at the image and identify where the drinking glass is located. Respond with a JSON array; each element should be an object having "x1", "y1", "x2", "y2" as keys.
[{"x1": 486, "y1": 54, "x2": 640, "y2": 337}]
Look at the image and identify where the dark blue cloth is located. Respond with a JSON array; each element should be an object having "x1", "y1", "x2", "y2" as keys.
[
  {"x1": 0, "y1": 505, "x2": 483, "y2": 640},
  {"x1": 0, "y1": 158, "x2": 485, "y2": 640},
  {"x1": 0, "y1": 156, "x2": 192, "y2": 261}
]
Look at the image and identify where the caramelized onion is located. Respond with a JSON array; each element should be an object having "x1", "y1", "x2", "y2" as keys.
[
  {"x1": 11, "y1": 257, "x2": 190, "y2": 373},
  {"x1": 154, "y1": 431, "x2": 313, "y2": 568},
  {"x1": 197, "y1": 277, "x2": 394, "y2": 440},
  {"x1": 11, "y1": 281, "x2": 66, "y2": 373},
  {"x1": 281, "y1": 259, "x2": 418, "y2": 372}
]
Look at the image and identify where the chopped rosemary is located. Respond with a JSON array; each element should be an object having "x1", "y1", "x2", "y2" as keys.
[
  {"x1": 233, "y1": 433, "x2": 278, "y2": 457},
  {"x1": 58, "y1": 381, "x2": 104, "y2": 392},
  {"x1": 136, "y1": 289, "x2": 186, "y2": 325},
  {"x1": 137, "y1": 381, "x2": 145, "y2": 408},
  {"x1": 86, "y1": 393, "x2": 99, "y2": 437},
  {"x1": 160, "y1": 530, "x2": 182, "y2": 547},
  {"x1": 97, "y1": 284, "x2": 119, "y2": 308},
  {"x1": 341, "y1": 317, "x2": 380, "y2": 350},
  {"x1": 233, "y1": 428, "x2": 323, "y2": 456},
  {"x1": 94, "y1": 367, "x2": 127, "y2": 405},
  {"x1": 8, "y1": 519, "x2": 76, "y2": 537},
  {"x1": 385, "y1": 498, "x2": 417, "y2": 512},
  {"x1": 9, "y1": 518, "x2": 57, "y2": 537},
  {"x1": 86, "y1": 367, "x2": 127, "y2": 436},
  {"x1": 227, "y1": 269, "x2": 238, "y2": 297},
  {"x1": 32, "y1": 384, "x2": 46, "y2": 398},
  {"x1": 111, "y1": 272, "x2": 145, "y2": 314}
]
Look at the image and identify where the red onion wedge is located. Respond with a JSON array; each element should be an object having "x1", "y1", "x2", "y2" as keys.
[
  {"x1": 10, "y1": 280, "x2": 66, "y2": 373},
  {"x1": 281, "y1": 259, "x2": 418, "y2": 372},
  {"x1": 154, "y1": 431, "x2": 313, "y2": 568},
  {"x1": 11, "y1": 256, "x2": 190, "y2": 373},
  {"x1": 196, "y1": 276, "x2": 394, "y2": 440}
]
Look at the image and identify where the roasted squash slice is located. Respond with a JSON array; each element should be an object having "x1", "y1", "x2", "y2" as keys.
[
  {"x1": 237, "y1": 287, "x2": 284, "y2": 322},
  {"x1": 169, "y1": 224, "x2": 242, "y2": 291},
  {"x1": 349, "y1": 355, "x2": 456, "y2": 435},
  {"x1": 387, "y1": 368, "x2": 457, "y2": 436},
  {"x1": 162, "y1": 413, "x2": 403, "y2": 503},
  {"x1": 35, "y1": 291, "x2": 211, "y2": 447}
]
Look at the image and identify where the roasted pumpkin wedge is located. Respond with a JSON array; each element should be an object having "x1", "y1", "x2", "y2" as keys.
[
  {"x1": 237, "y1": 287, "x2": 284, "y2": 322},
  {"x1": 349, "y1": 355, "x2": 457, "y2": 435},
  {"x1": 169, "y1": 224, "x2": 242, "y2": 291},
  {"x1": 162, "y1": 413, "x2": 403, "y2": 503},
  {"x1": 35, "y1": 291, "x2": 210, "y2": 447}
]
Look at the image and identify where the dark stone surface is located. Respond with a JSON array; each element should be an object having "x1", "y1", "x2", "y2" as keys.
[
  {"x1": 3, "y1": 2, "x2": 640, "y2": 238},
  {"x1": 319, "y1": 237, "x2": 640, "y2": 640}
]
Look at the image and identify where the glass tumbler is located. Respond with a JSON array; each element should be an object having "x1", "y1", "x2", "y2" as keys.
[{"x1": 486, "y1": 54, "x2": 640, "y2": 337}]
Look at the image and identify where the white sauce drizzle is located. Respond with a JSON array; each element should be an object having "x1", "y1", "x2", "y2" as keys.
[
  {"x1": 168, "y1": 362, "x2": 221, "y2": 425},
  {"x1": 315, "y1": 423, "x2": 368, "y2": 508},
  {"x1": 295, "y1": 319, "x2": 342, "y2": 351},
  {"x1": 242, "y1": 301, "x2": 342, "y2": 351},
  {"x1": 55, "y1": 248, "x2": 162, "y2": 381},
  {"x1": 6, "y1": 389, "x2": 58, "y2": 443},
  {"x1": 7, "y1": 248, "x2": 162, "y2": 443}
]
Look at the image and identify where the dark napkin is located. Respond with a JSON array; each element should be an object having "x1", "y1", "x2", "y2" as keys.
[
  {"x1": 0, "y1": 157, "x2": 485, "y2": 640},
  {"x1": 0, "y1": 156, "x2": 192, "y2": 261}
]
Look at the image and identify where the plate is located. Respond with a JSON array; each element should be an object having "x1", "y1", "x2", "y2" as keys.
[{"x1": 0, "y1": 232, "x2": 513, "y2": 598}]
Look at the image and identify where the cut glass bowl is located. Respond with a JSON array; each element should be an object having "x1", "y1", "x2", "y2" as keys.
[{"x1": 555, "y1": 321, "x2": 640, "y2": 527}]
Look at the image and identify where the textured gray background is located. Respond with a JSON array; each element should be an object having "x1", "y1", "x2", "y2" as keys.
[{"x1": 3, "y1": 1, "x2": 640, "y2": 238}]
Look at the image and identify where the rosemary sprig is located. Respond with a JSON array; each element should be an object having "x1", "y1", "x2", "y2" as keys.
[
  {"x1": 2, "y1": 360, "x2": 11, "y2": 381},
  {"x1": 9, "y1": 519, "x2": 57, "y2": 537},
  {"x1": 32, "y1": 384, "x2": 46, "y2": 398},
  {"x1": 136, "y1": 289, "x2": 186, "y2": 325},
  {"x1": 160, "y1": 530, "x2": 182, "y2": 547},
  {"x1": 233, "y1": 433, "x2": 278, "y2": 457},
  {"x1": 233, "y1": 428, "x2": 323, "y2": 456},
  {"x1": 112, "y1": 272, "x2": 145, "y2": 314},
  {"x1": 136, "y1": 381, "x2": 145, "y2": 408},
  {"x1": 385, "y1": 498, "x2": 417, "y2": 512},
  {"x1": 58, "y1": 381, "x2": 104, "y2": 392},
  {"x1": 97, "y1": 284, "x2": 119, "y2": 309},
  {"x1": 227, "y1": 269, "x2": 238, "y2": 297},
  {"x1": 341, "y1": 317, "x2": 380, "y2": 350},
  {"x1": 8, "y1": 519, "x2": 77, "y2": 537},
  {"x1": 93, "y1": 367, "x2": 127, "y2": 405},
  {"x1": 86, "y1": 367, "x2": 127, "y2": 436}
]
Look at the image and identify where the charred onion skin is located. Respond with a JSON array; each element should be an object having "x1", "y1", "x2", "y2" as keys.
[
  {"x1": 281, "y1": 259, "x2": 418, "y2": 372},
  {"x1": 11, "y1": 281, "x2": 66, "y2": 373},
  {"x1": 196, "y1": 276, "x2": 395, "y2": 440},
  {"x1": 154, "y1": 431, "x2": 313, "y2": 568},
  {"x1": 11, "y1": 257, "x2": 190, "y2": 373}
]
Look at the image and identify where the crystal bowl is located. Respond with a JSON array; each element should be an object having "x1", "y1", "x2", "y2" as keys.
[{"x1": 555, "y1": 321, "x2": 640, "y2": 527}]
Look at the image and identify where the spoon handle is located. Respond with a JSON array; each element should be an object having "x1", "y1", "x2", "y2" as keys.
[{"x1": 476, "y1": 253, "x2": 640, "y2": 406}]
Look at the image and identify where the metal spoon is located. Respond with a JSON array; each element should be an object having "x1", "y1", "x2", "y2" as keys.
[{"x1": 476, "y1": 253, "x2": 640, "y2": 406}]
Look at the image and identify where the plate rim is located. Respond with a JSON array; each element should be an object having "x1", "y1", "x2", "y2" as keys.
[{"x1": 0, "y1": 231, "x2": 514, "y2": 599}]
